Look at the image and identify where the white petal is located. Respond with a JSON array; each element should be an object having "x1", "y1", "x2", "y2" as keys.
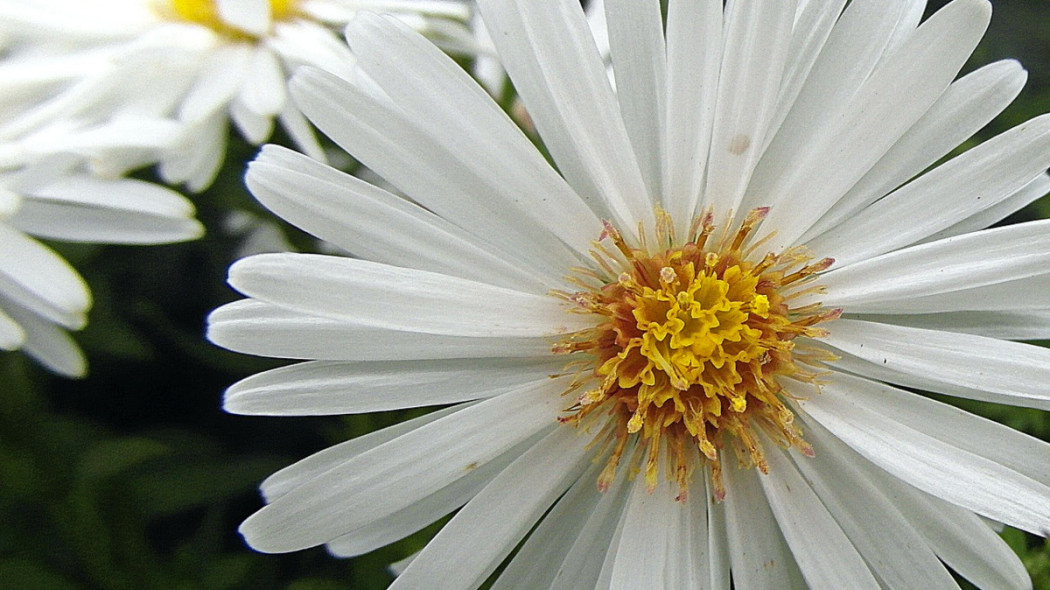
[
  {"x1": 325, "y1": 433, "x2": 537, "y2": 558},
  {"x1": 545, "y1": 458, "x2": 633, "y2": 590},
  {"x1": 823, "y1": 319, "x2": 1050, "y2": 409},
  {"x1": 701, "y1": 0, "x2": 797, "y2": 216},
  {"x1": 851, "y1": 308, "x2": 1050, "y2": 340},
  {"x1": 390, "y1": 425, "x2": 592, "y2": 590},
  {"x1": 217, "y1": 0, "x2": 270, "y2": 37},
  {"x1": 922, "y1": 172, "x2": 1050, "y2": 243},
  {"x1": 797, "y1": 373, "x2": 1050, "y2": 536},
  {"x1": 0, "y1": 222, "x2": 90, "y2": 329},
  {"x1": 805, "y1": 59, "x2": 1028, "y2": 240},
  {"x1": 856, "y1": 457, "x2": 1033, "y2": 590},
  {"x1": 347, "y1": 13, "x2": 601, "y2": 260},
  {"x1": 1, "y1": 299, "x2": 85, "y2": 377},
  {"x1": 807, "y1": 113, "x2": 1050, "y2": 265},
  {"x1": 757, "y1": 0, "x2": 991, "y2": 249},
  {"x1": 289, "y1": 67, "x2": 584, "y2": 278},
  {"x1": 792, "y1": 416, "x2": 963, "y2": 590},
  {"x1": 227, "y1": 253, "x2": 592, "y2": 338},
  {"x1": 760, "y1": 447, "x2": 880, "y2": 589},
  {"x1": 275, "y1": 102, "x2": 326, "y2": 162},
  {"x1": 247, "y1": 145, "x2": 551, "y2": 292},
  {"x1": 604, "y1": 0, "x2": 665, "y2": 200},
  {"x1": 605, "y1": 469, "x2": 707, "y2": 590},
  {"x1": 229, "y1": 95, "x2": 274, "y2": 144},
  {"x1": 475, "y1": 0, "x2": 654, "y2": 237},
  {"x1": 207, "y1": 299, "x2": 555, "y2": 361},
  {"x1": 241, "y1": 379, "x2": 568, "y2": 552},
  {"x1": 489, "y1": 460, "x2": 607, "y2": 590},
  {"x1": 745, "y1": 0, "x2": 928, "y2": 214},
  {"x1": 0, "y1": 306, "x2": 25, "y2": 349},
  {"x1": 224, "y1": 357, "x2": 563, "y2": 416},
  {"x1": 809, "y1": 219, "x2": 1050, "y2": 311},
  {"x1": 240, "y1": 45, "x2": 286, "y2": 116},
  {"x1": 259, "y1": 405, "x2": 465, "y2": 502},
  {"x1": 723, "y1": 465, "x2": 807, "y2": 589},
  {"x1": 661, "y1": 0, "x2": 721, "y2": 229},
  {"x1": 178, "y1": 45, "x2": 250, "y2": 122}
]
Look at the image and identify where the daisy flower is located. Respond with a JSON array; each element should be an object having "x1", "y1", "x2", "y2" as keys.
[
  {"x1": 210, "y1": 0, "x2": 1050, "y2": 587},
  {"x1": 0, "y1": 0, "x2": 474, "y2": 190},
  {"x1": 1, "y1": 154, "x2": 203, "y2": 376}
]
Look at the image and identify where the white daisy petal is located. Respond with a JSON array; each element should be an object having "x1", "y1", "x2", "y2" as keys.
[
  {"x1": 723, "y1": 465, "x2": 807, "y2": 590},
  {"x1": 344, "y1": 13, "x2": 602, "y2": 258},
  {"x1": 922, "y1": 172, "x2": 1050, "y2": 243},
  {"x1": 811, "y1": 219, "x2": 1050, "y2": 311},
  {"x1": 217, "y1": 0, "x2": 271, "y2": 37},
  {"x1": 661, "y1": 0, "x2": 721, "y2": 228},
  {"x1": 807, "y1": 113, "x2": 1050, "y2": 264},
  {"x1": 247, "y1": 145, "x2": 551, "y2": 292},
  {"x1": 859, "y1": 458, "x2": 1033, "y2": 590},
  {"x1": 489, "y1": 461, "x2": 607, "y2": 590},
  {"x1": 806, "y1": 59, "x2": 1029, "y2": 240},
  {"x1": 259, "y1": 404, "x2": 466, "y2": 502},
  {"x1": 701, "y1": 0, "x2": 796, "y2": 216},
  {"x1": 793, "y1": 416, "x2": 964, "y2": 590},
  {"x1": 239, "y1": 44, "x2": 287, "y2": 116},
  {"x1": 390, "y1": 425, "x2": 592, "y2": 590},
  {"x1": 0, "y1": 221, "x2": 90, "y2": 329},
  {"x1": 1, "y1": 299, "x2": 86, "y2": 377},
  {"x1": 325, "y1": 433, "x2": 538, "y2": 558},
  {"x1": 759, "y1": 0, "x2": 991, "y2": 248},
  {"x1": 760, "y1": 447, "x2": 880, "y2": 589},
  {"x1": 824, "y1": 319, "x2": 1050, "y2": 409},
  {"x1": 206, "y1": 300, "x2": 554, "y2": 361},
  {"x1": 241, "y1": 379, "x2": 568, "y2": 553},
  {"x1": 475, "y1": 0, "x2": 654, "y2": 235},
  {"x1": 289, "y1": 67, "x2": 583, "y2": 277},
  {"x1": 227, "y1": 253, "x2": 591, "y2": 338},
  {"x1": 224, "y1": 357, "x2": 563, "y2": 416},
  {"x1": 0, "y1": 306, "x2": 25, "y2": 349},
  {"x1": 798, "y1": 373, "x2": 1050, "y2": 535},
  {"x1": 852, "y1": 308, "x2": 1050, "y2": 340},
  {"x1": 604, "y1": 0, "x2": 666, "y2": 200},
  {"x1": 744, "y1": 0, "x2": 928, "y2": 214}
]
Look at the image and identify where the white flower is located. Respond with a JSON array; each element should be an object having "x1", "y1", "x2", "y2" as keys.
[
  {"x1": 1, "y1": 154, "x2": 202, "y2": 376},
  {"x1": 209, "y1": 0, "x2": 1050, "y2": 587},
  {"x1": 0, "y1": 0, "x2": 474, "y2": 190}
]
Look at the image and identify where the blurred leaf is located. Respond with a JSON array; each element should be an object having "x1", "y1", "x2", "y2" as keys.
[
  {"x1": 76, "y1": 438, "x2": 170, "y2": 486},
  {"x1": 0, "y1": 558, "x2": 81, "y2": 590}
]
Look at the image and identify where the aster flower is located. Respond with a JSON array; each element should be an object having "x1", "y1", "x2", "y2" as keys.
[
  {"x1": 0, "y1": 154, "x2": 202, "y2": 376},
  {"x1": 209, "y1": 0, "x2": 1050, "y2": 587},
  {"x1": 0, "y1": 0, "x2": 473, "y2": 190}
]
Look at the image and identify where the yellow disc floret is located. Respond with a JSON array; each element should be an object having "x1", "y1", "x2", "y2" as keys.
[{"x1": 556, "y1": 208, "x2": 839, "y2": 500}]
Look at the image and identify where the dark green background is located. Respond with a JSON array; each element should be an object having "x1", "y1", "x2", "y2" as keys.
[{"x1": 2, "y1": 1, "x2": 1050, "y2": 588}]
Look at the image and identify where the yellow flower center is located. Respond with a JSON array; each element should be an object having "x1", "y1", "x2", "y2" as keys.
[
  {"x1": 556, "y1": 209, "x2": 839, "y2": 500},
  {"x1": 165, "y1": 0, "x2": 297, "y2": 37}
]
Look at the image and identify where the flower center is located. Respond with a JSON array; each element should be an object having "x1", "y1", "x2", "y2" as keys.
[
  {"x1": 166, "y1": 0, "x2": 297, "y2": 36},
  {"x1": 556, "y1": 209, "x2": 840, "y2": 500}
]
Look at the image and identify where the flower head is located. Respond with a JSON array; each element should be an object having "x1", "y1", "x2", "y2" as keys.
[{"x1": 210, "y1": 0, "x2": 1050, "y2": 587}]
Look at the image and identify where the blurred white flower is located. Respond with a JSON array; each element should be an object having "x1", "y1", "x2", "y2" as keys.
[
  {"x1": 0, "y1": 0, "x2": 474, "y2": 190},
  {"x1": 0, "y1": 154, "x2": 202, "y2": 376}
]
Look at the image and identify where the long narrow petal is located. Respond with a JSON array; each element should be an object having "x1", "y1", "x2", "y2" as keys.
[
  {"x1": 475, "y1": 0, "x2": 654, "y2": 236},
  {"x1": 224, "y1": 357, "x2": 562, "y2": 416},
  {"x1": 758, "y1": 0, "x2": 991, "y2": 249},
  {"x1": 0, "y1": 222, "x2": 89, "y2": 329},
  {"x1": 808, "y1": 219, "x2": 1050, "y2": 310},
  {"x1": 241, "y1": 380, "x2": 568, "y2": 553},
  {"x1": 389, "y1": 424, "x2": 592, "y2": 590},
  {"x1": 797, "y1": 373, "x2": 1050, "y2": 535},
  {"x1": 850, "y1": 308, "x2": 1050, "y2": 340},
  {"x1": 290, "y1": 67, "x2": 583, "y2": 276},
  {"x1": 345, "y1": 13, "x2": 601, "y2": 258},
  {"x1": 206, "y1": 300, "x2": 554, "y2": 361},
  {"x1": 823, "y1": 319, "x2": 1050, "y2": 409},
  {"x1": 227, "y1": 253, "x2": 592, "y2": 338},
  {"x1": 247, "y1": 145, "x2": 552, "y2": 292},
  {"x1": 760, "y1": 447, "x2": 880, "y2": 589},
  {"x1": 808, "y1": 113, "x2": 1050, "y2": 264}
]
